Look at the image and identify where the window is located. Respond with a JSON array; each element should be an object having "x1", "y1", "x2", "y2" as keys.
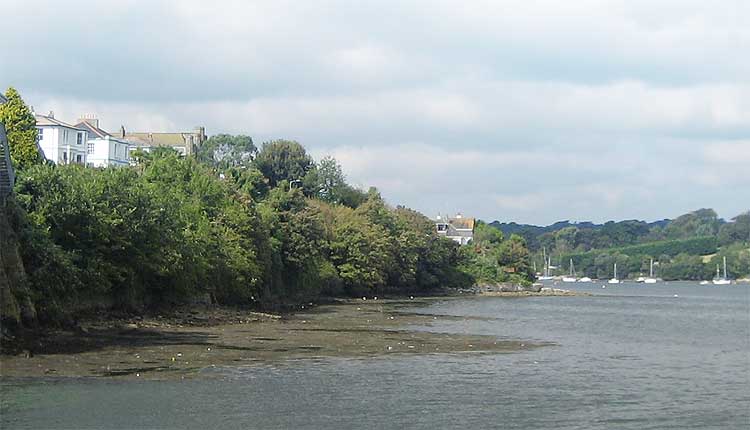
[
  {"x1": 77, "y1": 133, "x2": 83, "y2": 145},
  {"x1": 62, "y1": 151, "x2": 68, "y2": 163},
  {"x1": 87, "y1": 143, "x2": 95, "y2": 154},
  {"x1": 37, "y1": 128, "x2": 43, "y2": 140},
  {"x1": 76, "y1": 154, "x2": 82, "y2": 163}
]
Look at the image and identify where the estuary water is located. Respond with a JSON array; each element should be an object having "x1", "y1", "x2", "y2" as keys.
[{"x1": 2, "y1": 282, "x2": 749, "y2": 429}]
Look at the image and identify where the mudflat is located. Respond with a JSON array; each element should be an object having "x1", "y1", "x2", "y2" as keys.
[{"x1": 0, "y1": 298, "x2": 542, "y2": 380}]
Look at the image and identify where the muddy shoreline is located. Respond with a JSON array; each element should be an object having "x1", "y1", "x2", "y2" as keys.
[{"x1": 0, "y1": 295, "x2": 567, "y2": 380}]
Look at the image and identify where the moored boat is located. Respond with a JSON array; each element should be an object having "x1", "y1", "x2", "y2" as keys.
[
  {"x1": 712, "y1": 257, "x2": 731, "y2": 285},
  {"x1": 608, "y1": 263, "x2": 620, "y2": 284},
  {"x1": 644, "y1": 259, "x2": 657, "y2": 284},
  {"x1": 562, "y1": 258, "x2": 577, "y2": 283}
]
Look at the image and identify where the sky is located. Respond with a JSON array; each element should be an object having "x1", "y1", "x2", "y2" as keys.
[{"x1": 2, "y1": 0, "x2": 749, "y2": 225}]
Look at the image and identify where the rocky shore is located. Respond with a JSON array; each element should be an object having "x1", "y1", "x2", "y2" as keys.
[{"x1": 461, "y1": 283, "x2": 588, "y2": 297}]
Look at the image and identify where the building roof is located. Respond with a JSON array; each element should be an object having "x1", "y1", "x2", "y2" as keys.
[
  {"x1": 125, "y1": 132, "x2": 191, "y2": 147},
  {"x1": 75, "y1": 121, "x2": 111, "y2": 139},
  {"x1": 448, "y1": 217, "x2": 475, "y2": 230},
  {"x1": 35, "y1": 114, "x2": 86, "y2": 131}
]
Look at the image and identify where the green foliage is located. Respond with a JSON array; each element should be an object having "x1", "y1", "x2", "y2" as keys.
[
  {"x1": 510, "y1": 206, "x2": 749, "y2": 281},
  {"x1": 11, "y1": 128, "x2": 476, "y2": 324},
  {"x1": 561, "y1": 237, "x2": 719, "y2": 279},
  {"x1": 660, "y1": 254, "x2": 712, "y2": 281},
  {"x1": 197, "y1": 134, "x2": 256, "y2": 168},
  {"x1": 459, "y1": 222, "x2": 534, "y2": 285},
  {"x1": 718, "y1": 212, "x2": 750, "y2": 246},
  {"x1": 709, "y1": 243, "x2": 750, "y2": 279},
  {"x1": 663, "y1": 208, "x2": 721, "y2": 239},
  {"x1": 253, "y1": 140, "x2": 314, "y2": 188},
  {"x1": 14, "y1": 153, "x2": 268, "y2": 312},
  {"x1": 305, "y1": 156, "x2": 367, "y2": 207},
  {"x1": 0, "y1": 87, "x2": 43, "y2": 170}
]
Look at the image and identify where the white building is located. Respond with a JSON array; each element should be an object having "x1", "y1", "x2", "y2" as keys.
[
  {"x1": 35, "y1": 112, "x2": 88, "y2": 165},
  {"x1": 74, "y1": 116, "x2": 130, "y2": 168},
  {"x1": 436, "y1": 214, "x2": 475, "y2": 245}
]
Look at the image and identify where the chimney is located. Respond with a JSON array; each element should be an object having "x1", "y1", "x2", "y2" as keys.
[
  {"x1": 194, "y1": 126, "x2": 206, "y2": 143},
  {"x1": 119, "y1": 125, "x2": 126, "y2": 139},
  {"x1": 78, "y1": 114, "x2": 99, "y2": 128},
  {"x1": 48, "y1": 110, "x2": 54, "y2": 118}
]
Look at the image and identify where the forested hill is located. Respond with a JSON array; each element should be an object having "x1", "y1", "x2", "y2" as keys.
[
  {"x1": 490, "y1": 219, "x2": 670, "y2": 251},
  {"x1": 490, "y1": 208, "x2": 750, "y2": 280},
  {"x1": 490, "y1": 208, "x2": 747, "y2": 253}
]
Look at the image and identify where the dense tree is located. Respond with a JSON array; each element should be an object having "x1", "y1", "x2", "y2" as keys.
[
  {"x1": 197, "y1": 134, "x2": 256, "y2": 168},
  {"x1": 253, "y1": 140, "x2": 314, "y2": 188},
  {"x1": 459, "y1": 222, "x2": 534, "y2": 285},
  {"x1": 718, "y1": 212, "x2": 750, "y2": 246},
  {"x1": 0, "y1": 87, "x2": 43, "y2": 170}
]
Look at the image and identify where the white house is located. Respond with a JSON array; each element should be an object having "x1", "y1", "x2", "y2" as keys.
[
  {"x1": 74, "y1": 116, "x2": 130, "y2": 168},
  {"x1": 436, "y1": 214, "x2": 475, "y2": 245},
  {"x1": 35, "y1": 112, "x2": 88, "y2": 165}
]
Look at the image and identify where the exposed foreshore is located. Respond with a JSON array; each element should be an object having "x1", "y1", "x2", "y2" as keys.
[{"x1": 0, "y1": 296, "x2": 553, "y2": 380}]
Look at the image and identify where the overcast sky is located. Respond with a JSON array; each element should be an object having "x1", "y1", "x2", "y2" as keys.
[{"x1": 2, "y1": 0, "x2": 748, "y2": 224}]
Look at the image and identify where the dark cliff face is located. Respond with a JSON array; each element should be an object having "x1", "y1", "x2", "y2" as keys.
[{"x1": 0, "y1": 198, "x2": 37, "y2": 332}]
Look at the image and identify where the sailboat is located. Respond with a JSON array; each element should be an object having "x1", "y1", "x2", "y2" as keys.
[
  {"x1": 712, "y1": 257, "x2": 731, "y2": 285},
  {"x1": 608, "y1": 262, "x2": 620, "y2": 284},
  {"x1": 562, "y1": 258, "x2": 578, "y2": 283},
  {"x1": 644, "y1": 258, "x2": 657, "y2": 284},
  {"x1": 538, "y1": 248, "x2": 554, "y2": 280}
]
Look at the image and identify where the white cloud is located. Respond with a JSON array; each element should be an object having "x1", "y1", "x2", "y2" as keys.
[
  {"x1": 703, "y1": 141, "x2": 750, "y2": 164},
  {"x1": 3, "y1": 0, "x2": 749, "y2": 223}
]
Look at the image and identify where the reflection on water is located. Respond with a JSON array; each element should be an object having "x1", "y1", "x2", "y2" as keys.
[{"x1": 2, "y1": 282, "x2": 749, "y2": 429}]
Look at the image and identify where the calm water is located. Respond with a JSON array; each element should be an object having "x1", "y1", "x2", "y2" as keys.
[{"x1": 2, "y1": 282, "x2": 749, "y2": 429}]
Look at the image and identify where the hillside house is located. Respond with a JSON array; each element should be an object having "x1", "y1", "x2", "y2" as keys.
[
  {"x1": 35, "y1": 112, "x2": 88, "y2": 165},
  {"x1": 75, "y1": 116, "x2": 130, "y2": 168},
  {"x1": 123, "y1": 126, "x2": 206, "y2": 156},
  {"x1": 436, "y1": 214, "x2": 475, "y2": 245}
]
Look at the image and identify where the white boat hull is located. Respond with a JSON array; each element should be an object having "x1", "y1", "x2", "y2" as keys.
[
  {"x1": 644, "y1": 278, "x2": 657, "y2": 284},
  {"x1": 608, "y1": 279, "x2": 620, "y2": 284},
  {"x1": 562, "y1": 277, "x2": 577, "y2": 283},
  {"x1": 578, "y1": 277, "x2": 592, "y2": 283},
  {"x1": 712, "y1": 279, "x2": 731, "y2": 285}
]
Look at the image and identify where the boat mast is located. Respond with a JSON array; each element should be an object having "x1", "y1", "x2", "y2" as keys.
[
  {"x1": 569, "y1": 258, "x2": 574, "y2": 277},
  {"x1": 723, "y1": 256, "x2": 727, "y2": 279},
  {"x1": 614, "y1": 262, "x2": 617, "y2": 279},
  {"x1": 650, "y1": 258, "x2": 653, "y2": 277}
]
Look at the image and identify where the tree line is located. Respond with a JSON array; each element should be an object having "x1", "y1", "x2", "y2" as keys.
[
  {"x1": 497, "y1": 208, "x2": 750, "y2": 280},
  {"x1": 0, "y1": 87, "x2": 533, "y2": 328}
]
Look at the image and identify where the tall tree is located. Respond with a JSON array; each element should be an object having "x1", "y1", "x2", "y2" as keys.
[
  {"x1": 253, "y1": 140, "x2": 314, "y2": 188},
  {"x1": 197, "y1": 134, "x2": 256, "y2": 168},
  {"x1": 0, "y1": 88, "x2": 42, "y2": 170}
]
